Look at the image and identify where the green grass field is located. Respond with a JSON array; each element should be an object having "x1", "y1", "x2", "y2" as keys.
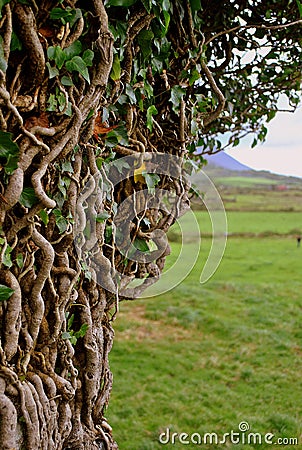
[
  {"x1": 107, "y1": 206, "x2": 302, "y2": 449},
  {"x1": 216, "y1": 176, "x2": 278, "y2": 187}
]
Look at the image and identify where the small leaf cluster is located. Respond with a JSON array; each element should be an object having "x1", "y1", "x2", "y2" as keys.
[{"x1": 62, "y1": 313, "x2": 89, "y2": 346}]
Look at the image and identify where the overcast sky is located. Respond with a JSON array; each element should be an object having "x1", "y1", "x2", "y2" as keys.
[{"x1": 226, "y1": 105, "x2": 302, "y2": 178}]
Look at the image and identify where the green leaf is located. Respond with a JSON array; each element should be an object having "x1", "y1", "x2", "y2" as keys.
[
  {"x1": 62, "y1": 331, "x2": 72, "y2": 340},
  {"x1": 296, "y1": 0, "x2": 302, "y2": 17},
  {"x1": 107, "y1": 0, "x2": 138, "y2": 6},
  {"x1": 134, "y1": 237, "x2": 150, "y2": 253},
  {"x1": 105, "y1": 225, "x2": 113, "y2": 243},
  {"x1": 142, "y1": 172, "x2": 160, "y2": 194},
  {"x1": 189, "y1": 0, "x2": 201, "y2": 11},
  {"x1": 19, "y1": 187, "x2": 39, "y2": 208},
  {"x1": 110, "y1": 54, "x2": 121, "y2": 81},
  {"x1": 0, "y1": 0, "x2": 10, "y2": 19},
  {"x1": 82, "y1": 49, "x2": 94, "y2": 67},
  {"x1": 53, "y1": 209, "x2": 69, "y2": 234},
  {"x1": 170, "y1": 85, "x2": 186, "y2": 111},
  {"x1": 61, "y1": 161, "x2": 73, "y2": 172},
  {"x1": 74, "y1": 323, "x2": 89, "y2": 339},
  {"x1": 111, "y1": 158, "x2": 130, "y2": 174},
  {"x1": 141, "y1": 0, "x2": 152, "y2": 13},
  {"x1": 105, "y1": 124, "x2": 129, "y2": 148},
  {"x1": 0, "y1": 130, "x2": 19, "y2": 174},
  {"x1": 61, "y1": 75, "x2": 73, "y2": 86},
  {"x1": 233, "y1": 137, "x2": 240, "y2": 147},
  {"x1": 0, "y1": 284, "x2": 14, "y2": 302},
  {"x1": 10, "y1": 31, "x2": 22, "y2": 51},
  {"x1": 63, "y1": 41, "x2": 82, "y2": 60},
  {"x1": 16, "y1": 253, "x2": 24, "y2": 269},
  {"x1": 0, "y1": 36, "x2": 7, "y2": 72},
  {"x1": 39, "y1": 209, "x2": 49, "y2": 226},
  {"x1": 2, "y1": 245, "x2": 12, "y2": 268},
  {"x1": 138, "y1": 29, "x2": 154, "y2": 59},
  {"x1": 146, "y1": 105, "x2": 158, "y2": 132},
  {"x1": 67, "y1": 313, "x2": 75, "y2": 330},
  {"x1": 162, "y1": 0, "x2": 170, "y2": 11},
  {"x1": 65, "y1": 56, "x2": 90, "y2": 83},
  {"x1": 95, "y1": 211, "x2": 110, "y2": 223},
  {"x1": 189, "y1": 68, "x2": 200, "y2": 86},
  {"x1": 50, "y1": 7, "x2": 82, "y2": 26},
  {"x1": 125, "y1": 84, "x2": 137, "y2": 104},
  {"x1": 47, "y1": 45, "x2": 65, "y2": 70},
  {"x1": 46, "y1": 62, "x2": 59, "y2": 79},
  {"x1": 162, "y1": 10, "x2": 170, "y2": 34},
  {"x1": 46, "y1": 93, "x2": 57, "y2": 112}
]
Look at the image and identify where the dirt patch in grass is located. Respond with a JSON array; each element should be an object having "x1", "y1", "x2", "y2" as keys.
[{"x1": 116, "y1": 302, "x2": 192, "y2": 342}]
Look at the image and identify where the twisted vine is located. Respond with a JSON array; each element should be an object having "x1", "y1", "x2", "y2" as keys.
[{"x1": 0, "y1": 1, "x2": 301, "y2": 449}]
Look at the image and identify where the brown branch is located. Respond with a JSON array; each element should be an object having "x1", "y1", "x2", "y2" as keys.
[
  {"x1": 0, "y1": 270, "x2": 22, "y2": 362},
  {"x1": 205, "y1": 19, "x2": 302, "y2": 45},
  {"x1": 201, "y1": 61, "x2": 226, "y2": 126}
]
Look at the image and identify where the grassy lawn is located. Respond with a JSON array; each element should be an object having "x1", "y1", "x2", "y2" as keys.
[
  {"x1": 107, "y1": 211, "x2": 302, "y2": 449},
  {"x1": 215, "y1": 176, "x2": 278, "y2": 187},
  {"x1": 177, "y1": 210, "x2": 302, "y2": 237}
]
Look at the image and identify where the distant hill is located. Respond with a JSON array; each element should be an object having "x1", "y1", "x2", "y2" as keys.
[
  {"x1": 200, "y1": 151, "x2": 302, "y2": 187},
  {"x1": 205, "y1": 152, "x2": 251, "y2": 171}
]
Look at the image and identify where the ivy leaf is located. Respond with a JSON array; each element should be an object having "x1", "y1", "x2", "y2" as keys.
[
  {"x1": 47, "y1": 45, "x2": 65, "y2": 69},
  {"x1": 141, "y1": 0, "x2": 152, "y2": 13},
  {"x1": 134, "y1": 162, "x2": 146, "y2": 183},
  {"x1": 137, "y1": 29, "x2": 154, "y2": 59},
  {"x1": 39, "y1": 209, "x2": 49, "y2": 226},
  {"x1": 110, "y1": 54, "x2": 121, "y2": 81},
  {"x1": 53, "y1": 209, "x2": 68, "y2": 234},
  {"x1": 16, "y1": 253, "x2": 24, "y2": 269},
  {"x1": 170, "y1": 85, "x2": 186, "y2": 112},
  {"x1": 82, "y1": 49, "x2": 94, "y2": 67},
  {"x1": 162, "y1": 10, "x2": 170, "y2": 35},
  {"x1": 146, "y1": 105, "x2": 158, "y2": 132},
  {"x1": 162, "y1": 0, "x2": 170, "y2": 11},
  {"x1": 2, "y1": 245, "x2": 12, "y2": 268},
  {"x1": 50, "y1": 7, "x2": 82, "y2": 26},
  {"x1": 67, "y1": 313, "x2": 75, "y2": 329},
  {"x1": 19, "y1": 187, "x2": 39, "y2": 208},
  {"x1": 61, "y1": 75, "x2": 73, "y2": 86},
  {"x1": 125, "y1": 84, "x2": 137, "y2": 104},
  {"x1": 0, "y1": 0, "x2": 10, "y2": 19},
  {"x1": 0, "y1": 284, "x2": 14, "y2": 302},
  {"x1": 105, "y1": 124, "x2": 129, "y2": 148},
  {"x1": 0, "y1": 130, "x2": 19, "y2": 174},
  {"x1": 46, "y1": 93, "x2": 57, "y2": 112},
  {"x1": 107, "y1": 0, "x2": 138, "y2": 6},
  {"x1": 189, "y1": 0, "x2": 201, "y2": 11},
  {"x1": 95, "y1": 211, "x2": 111, "y2": 223},
  {"x1": 63, "y1": 41, "x2": 82, "y2": 60},
  {"x1": 134, "y1": 237, "x2": 150, "y2": 253},
  {"x1": 74, "y1": 323, "x2": 89, "y2": 339},
  {"x1": 61, "y1": 161, "x2": 73, "y2": 172},
  {"x1": 111, "y1": 158, "x2": 130, "y2": 174},
  {"x1": 0, "y1": 36, "x2": 7, "y2": 72},
  {"x1": 142, "y1": 172, "x2": 160, "y2": 194},
  {"x1": 46, "y1": 62, "x2": 59, "y2": 79},
  {"x1": 65, "y1": 56, "x2": 90, "y2": 83},
  {"x1": 10, "y1": 31, "x2": 22, "y2": 52},
  {"x1": 296, "y1": 0, "x2": 302, "y2": 17},
  {"x1": 189, "y1": 68, "x2": 200, "y2": 85},
  {"x1": 62, "y1": 331, "x2": 72, "y2": 340}
]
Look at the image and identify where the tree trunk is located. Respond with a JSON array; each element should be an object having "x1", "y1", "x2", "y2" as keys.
[{"x1": 0, "y1": 1, "x2": 119, "y2": 448}]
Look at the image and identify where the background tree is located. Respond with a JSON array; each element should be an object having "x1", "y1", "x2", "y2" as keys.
[{"x1": 0, "y1": 0, "x2": 301, "y2": 448}]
